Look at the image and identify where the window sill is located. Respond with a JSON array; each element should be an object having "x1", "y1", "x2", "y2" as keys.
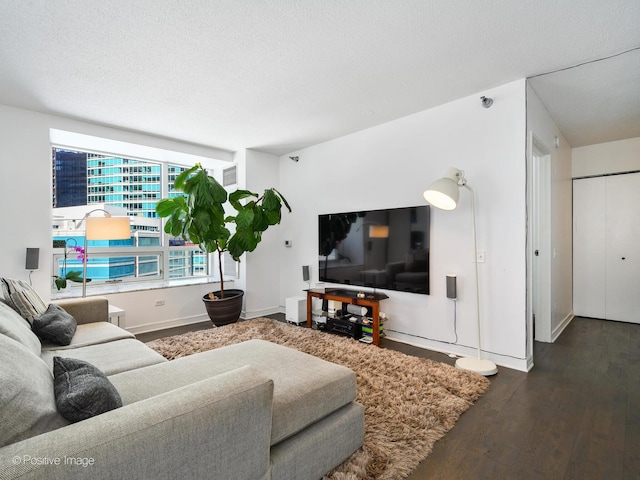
[{"x1": 51, "y1": 276, "x2": 231, "y2": 300}]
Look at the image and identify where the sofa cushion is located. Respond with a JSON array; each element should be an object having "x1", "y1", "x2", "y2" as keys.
[
  {"x1": 1, "y1": 277, "x2": 48, "y2": 323},
  {"x1": 0, "y1": 299, "x2": 41, "y2": 355},
  {"x1": 53, "y1": 356, "x2": 123, "y2": 423},
  {"x1": 40, "y1": 321, "x2": 135, "y2": 351},
  {"x1": 0, "y1": 334, "x2": 68, "y2": 448},
  {"x1": 42, "y1": 338, "x2": 168, "y2": 376},
  {"x1": 110, "y1": 339, "x2": 357, "y2": 445},
  {"x1": 32, "y1": 303, "x2": 77, "y2": 346}
]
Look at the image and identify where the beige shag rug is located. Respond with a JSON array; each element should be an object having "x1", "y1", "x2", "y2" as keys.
[{"x1": 146, "y1": 318, "x2": 490, "y2": 480}]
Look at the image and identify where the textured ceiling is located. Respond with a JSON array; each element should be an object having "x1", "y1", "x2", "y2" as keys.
[
  {"x1": 529, "y1": 47, "x2": 640, "y2": 147},
  {"x1": 0, "y1": 0, "x2": 639, "y2": 155}
]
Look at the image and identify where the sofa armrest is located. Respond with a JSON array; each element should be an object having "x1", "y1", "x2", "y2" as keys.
[
  {"x1": 0, "y1": 365, "x2": 273, "y2": 480},
  {"x1": 54, "y1": 297, "x2": 109, "y2": 325},
  {"x1": 385, "y1": 261, "x2": 405, "y2": 281}
]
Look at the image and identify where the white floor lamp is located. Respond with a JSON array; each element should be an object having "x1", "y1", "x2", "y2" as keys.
[{"x1": 423, "y1": 168, "x2": 498, "y2": 376}]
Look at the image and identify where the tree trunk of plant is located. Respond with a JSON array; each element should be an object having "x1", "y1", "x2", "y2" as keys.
[{"x1": 217, "y1": 248, "x2": 225, "y2": 298}]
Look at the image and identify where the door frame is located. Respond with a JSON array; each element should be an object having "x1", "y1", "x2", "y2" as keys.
[{"x1": 527, "y1": 133, "x2": 553, "y2": 354}]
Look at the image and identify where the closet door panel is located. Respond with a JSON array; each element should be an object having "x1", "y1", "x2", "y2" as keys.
[
  {"x1": 573, "y1": 177, "x2": 606, "y2": 319},
  {"x1": 605, "y1": 172, "x2": 640, "y2": 324}
]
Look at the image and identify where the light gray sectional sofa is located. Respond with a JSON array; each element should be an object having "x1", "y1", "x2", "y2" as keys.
[{"x1": 0, "y1": 293, "x2": 364, "y2": 480}]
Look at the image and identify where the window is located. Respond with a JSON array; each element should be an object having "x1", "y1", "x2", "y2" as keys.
[{"x1": 52, "y1": 147, "x2": 212, "y2": 295}]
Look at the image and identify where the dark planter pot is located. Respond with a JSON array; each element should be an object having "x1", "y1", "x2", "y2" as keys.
[{"x1": 202, "y1": 289, "x2": 244, "y2": 327}]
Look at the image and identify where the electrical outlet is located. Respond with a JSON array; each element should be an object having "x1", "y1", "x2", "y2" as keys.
[
  {"x1": 476, "y1": 250, "x2": 486, "y2": 263},
  {"x1": 155, "y1": 300, "x2": 165, "y2": 307}
]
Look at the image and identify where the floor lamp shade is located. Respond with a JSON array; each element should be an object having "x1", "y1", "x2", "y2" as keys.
[
  {"x1": 85, "y1": 216, "x2": 131, "y2": 240},
  {"x1": 423, "y1": 167, "x2": 463, "y2": 210},
  {"x1": 82, "y1": 214, "x2": 131, "y2": 297}
]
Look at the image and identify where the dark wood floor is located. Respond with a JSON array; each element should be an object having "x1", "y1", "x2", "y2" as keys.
[
  {"x1": 137, "y1": 316, "x2": 640, "y2": 480},
  {"x1": 405, "y1": 316, "x2": 640, "y2": 480}
]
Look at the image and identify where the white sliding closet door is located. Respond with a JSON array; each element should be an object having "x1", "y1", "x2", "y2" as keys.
[
  {"x1": 573, "y1": 177, "x2": 606, "y2": 318},
  {"x1": 573, "y1": 172, "x2": 640, "y2": 323},
  {"x1": 605, "y1": 174, "x2": 640, "y2": 323}
]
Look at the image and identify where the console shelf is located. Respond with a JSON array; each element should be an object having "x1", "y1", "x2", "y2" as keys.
[{"x1": 305, "y1": 288, "x2": 388, "y2": 346}]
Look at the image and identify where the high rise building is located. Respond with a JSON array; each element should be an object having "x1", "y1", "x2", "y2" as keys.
[
  {"x1": 86, "y1": 153, "x2": 163, "y2": 218},
  {"x1": 52, "y1": 149, "x2": 88, "y2": 207}
]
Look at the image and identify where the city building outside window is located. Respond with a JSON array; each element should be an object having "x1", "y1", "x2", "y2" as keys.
[{"x1": 52, "y1": 147, "x2": 210, "y2": 295}]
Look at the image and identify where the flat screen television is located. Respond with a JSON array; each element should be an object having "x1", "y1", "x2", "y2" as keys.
[{"x1": 318, "y1": 205, "x2": 430, "y2": 294}]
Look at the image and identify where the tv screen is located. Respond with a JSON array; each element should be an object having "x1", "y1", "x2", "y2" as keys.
[{"x1": 318, "y1": 205, "x2": 430, "y2": 294}]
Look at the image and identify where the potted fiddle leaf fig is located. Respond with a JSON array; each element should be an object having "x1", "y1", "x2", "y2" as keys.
[{"x1": 155, "y1": 163, "x2": 291, "y2": 326}]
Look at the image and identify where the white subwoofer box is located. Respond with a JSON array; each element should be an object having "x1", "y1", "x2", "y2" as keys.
[{"x1": 285, "y1": 296, "x2": 307, "y2": 325}]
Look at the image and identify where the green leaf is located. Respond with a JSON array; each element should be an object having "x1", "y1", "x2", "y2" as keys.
[
  {"x1": 265, "y1": 209, "x2": 282, "y2": 226},
  {"x1": 173, "y1": 165, "x2": 199, "y2": 191},
  {"x1": 156, "y1": 198, "x2": 179, "y2": 218},
  {"x1": 261, "y1": 189, "x2": 281, "y2": 211},
  {"x1": 229, "y1": 189, "x2": 257, "y2": 210},
  {"x1": 252, "y1": 207, "x2": 269, "y2": 232},
  {"x1": 272, "y1": 188, "x2": 292, "y2": 212},
  {"x1": 207, "y1": 176, "x2": 228, "y2": 203},
  {"x1": 235, "y1": 207, "x2": 255, "y2": 229},
  {"x1": 65, "y1": 270, "x2": 84, "y2": 281},
  {"x1": 228, "y1": 228, "x2": 258, "y2": 258},
  {"x1": 170, "y1": 214, "x2": 185, "y2": 237}
]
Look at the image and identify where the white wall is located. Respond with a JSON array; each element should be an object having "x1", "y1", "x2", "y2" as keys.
[
  {"x1": 275, "y1": 80, "x2": 530, "y2": 371},
  {"x1": 526, "y1": 85, "x2": 574, "y2": 343},
  {"x1": 0, "y1": 103, "x2": 232, "y2": 332},
  {"x1": 243, "y1": 149, "x2": 284, "y2": 318},
  {"x1": 572, "y1": 136, "x2": 640, "y2": 177}
]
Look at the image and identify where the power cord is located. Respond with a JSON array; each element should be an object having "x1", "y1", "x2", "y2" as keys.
[{"x1": 452, "y1": 298, "x2": 458, "y2": 344}]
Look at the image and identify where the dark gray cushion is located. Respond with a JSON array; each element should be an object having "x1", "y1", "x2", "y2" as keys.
[
  {"x1": 53, "y1": 356, "x2": 122, "y2": 423},
  {"x1": 32, "y1": 303, "x2": 77, "y2": 346}
]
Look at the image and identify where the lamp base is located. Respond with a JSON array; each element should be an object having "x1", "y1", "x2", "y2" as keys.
[{"x1": 455, "y1": 356, "x2": 498, "y2": 376}]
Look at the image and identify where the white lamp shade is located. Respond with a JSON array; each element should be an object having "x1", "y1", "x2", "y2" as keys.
[
  {"x1": 423, "y1": 177, "x2": 459, "y2": 210},
  {"x1": 85, "y1": 216, "x2": 131, "y2": 240}
]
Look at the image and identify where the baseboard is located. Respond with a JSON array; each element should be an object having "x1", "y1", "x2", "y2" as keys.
[
  {"x1": 384, "y1": 331, "x2": 530, "y2": 373},
  {"x1": 127, "y1": 305, "x2": 286, "y2": 333},
  {"x1": 551, "y1": 311, "x2": 575, "y2": 342},
  {"x1": 126, "y1": 314, "x2": 210, "y2": 335},
  {"x1": 242, "y1": 305, "x2": 284, "y2": 320}
]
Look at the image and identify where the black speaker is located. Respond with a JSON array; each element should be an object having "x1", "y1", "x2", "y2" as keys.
[
  {"x1": 446, "y1": 275, "x2": 457, "y2": 299},
  {"x1": 25, "y1": 248, "x2": 40, "y2": 270},
  {"x1": 302, "y1": 265, "x2": 310, "y2": 282}
]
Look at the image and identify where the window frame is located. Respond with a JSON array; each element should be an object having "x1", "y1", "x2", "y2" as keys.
[{"x1": 51, "y1": 145, "x2": 218, "y2": 297}]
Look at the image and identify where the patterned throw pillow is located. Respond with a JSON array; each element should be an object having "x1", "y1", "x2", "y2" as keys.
[{"x1": 0, "y1": 278, "x2": 48, "y2": 324}]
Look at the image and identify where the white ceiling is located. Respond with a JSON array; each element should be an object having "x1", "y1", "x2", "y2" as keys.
[{"x1": 1, "y1": 0, "x2": 639, "y2": 156}]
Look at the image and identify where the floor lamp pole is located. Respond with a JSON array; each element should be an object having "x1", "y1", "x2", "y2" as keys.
[
  {"x1": 82, "y1": 235, "x2": 88, "y2": 298},
  {"x1": 467, "y1": 184, "x2": 482, "y2": 360},
  {"x1": 454, "y1": 183, "x2": 498, "y2": 376}
]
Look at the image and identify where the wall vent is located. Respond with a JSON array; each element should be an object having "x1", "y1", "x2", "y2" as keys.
[
  {"x1": 223, "y1": 165, "x2": 237, "y2": 186},
  {"x1": 222, "y1": 251, "x2": 239, "y2": 278}
]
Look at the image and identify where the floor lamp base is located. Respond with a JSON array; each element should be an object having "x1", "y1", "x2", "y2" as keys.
[{"x1": 455, "y1": 356, "x2": 498, "y2": 376}]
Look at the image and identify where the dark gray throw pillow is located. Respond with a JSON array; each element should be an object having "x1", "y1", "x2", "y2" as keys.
[
  {"x1": 32, "y1": 303, "x2": 77, "y2": 345},
  {"x1": 53, "y1": 356, "x2": 122, "y2": 423}
]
